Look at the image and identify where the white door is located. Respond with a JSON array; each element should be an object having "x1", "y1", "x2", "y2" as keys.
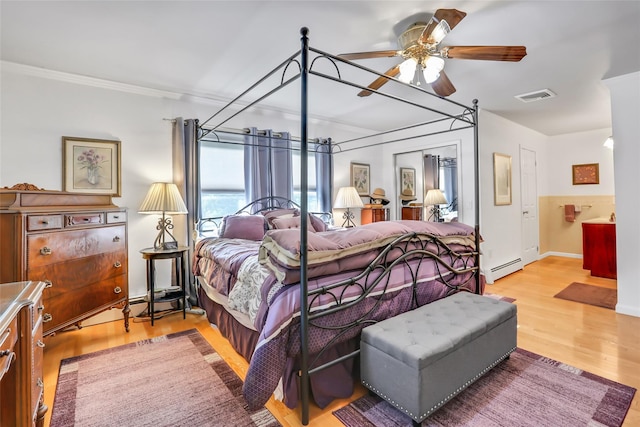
[{"x1": 520, "y1": 147, "x2": 539, "y2": 265}]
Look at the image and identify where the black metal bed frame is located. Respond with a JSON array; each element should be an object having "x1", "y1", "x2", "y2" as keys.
[{"x1": 195, "y1": 27, "x2": 480, "y2": 425}]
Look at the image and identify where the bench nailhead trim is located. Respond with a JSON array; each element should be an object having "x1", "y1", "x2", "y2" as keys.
[{"x1": 362, "y1": 347, "x2": 516, "y2": 423}]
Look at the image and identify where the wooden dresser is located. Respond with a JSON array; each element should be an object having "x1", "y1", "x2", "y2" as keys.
[
  {"x1": 361, "y1": 205, "x2": 389, "y2": 225},
  {"x1": 0, "y1": 188, "x2": 130, "y2": 336},
  {"x1": 401, "y1": 206, "x2": 423, "y2": 220},
  {"x1": 0, "y1": 280, "x2": 48, "y2": 427}
]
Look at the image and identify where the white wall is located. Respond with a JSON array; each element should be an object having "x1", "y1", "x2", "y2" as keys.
[
  {"x1": 543, "y1": 129, "x2": 614, "y2": 196},
  {"x1": 604, "y1": 71, "x2": 640, "y2": 317},
  {"x1": 0, "y1": 66, "x2": 370, "y2": 298},
  {"x1": 478, "y1": 110, "x2": 547, "y2": 280}
]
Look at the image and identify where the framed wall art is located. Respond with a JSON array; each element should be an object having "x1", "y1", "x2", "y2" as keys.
[
  {"x1": 400, "y1": 167, "x2": 416, "y2": 197},
  {"x1": 350, "y1": 162, "x2": 370, "y2": 196},
  {"x1": 63, "y1": 136, "x2": 121, "y2": 196},
  {"x1": 493, "y1": 153, "x2": 512, "y2": 206},
  {"x1": 572, "y1": 163, "x2": 599, "y2": 185}
]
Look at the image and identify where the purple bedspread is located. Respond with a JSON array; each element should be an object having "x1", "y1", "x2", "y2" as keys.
[{"x1": 193, "y1": 221, "x2": 480, "y2": 410}]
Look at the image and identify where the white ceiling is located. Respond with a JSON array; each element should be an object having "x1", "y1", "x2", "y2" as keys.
[{"x1": 2, "y1": 1, "x2": 639, "y2": 136}]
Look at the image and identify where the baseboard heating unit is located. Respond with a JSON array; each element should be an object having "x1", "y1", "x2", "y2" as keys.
[{"x1": 489, "y1": 258, "x2": 523, "y2": 281}]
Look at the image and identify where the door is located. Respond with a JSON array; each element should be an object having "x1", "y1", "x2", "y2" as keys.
[{"x1": 520, "y1": 147, "x2": 539, "y2": 265}]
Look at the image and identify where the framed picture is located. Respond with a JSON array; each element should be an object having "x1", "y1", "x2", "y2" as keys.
[
  {"x1": 350, "y1": 162, "x2": 370, "y2": 196},
  {"x1": 400, "y1": 167, "x2": 416, "y2": 197},
  {"x1": 63, "y1": 136, "x2": 121, "y2": 196},
  {"x1": 572, "y1": 163, "x2": 599, "y2": 185},
  {"x1": 493, "y1": 153, "x2": 512, "y2": 206}
]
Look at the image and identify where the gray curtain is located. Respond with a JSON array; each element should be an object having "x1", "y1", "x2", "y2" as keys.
[
  {"x1": 423, "y1": 154, "x2": 440, "y2": 191},
  {"x1": 172, "y1": 118, "x2": 199, "y2": 306},
  {"x1": 441, "y1": 158, "x2": 458, "y2": 211},
  {"x1": 315, "y1": 138, "x2": 333, "y2": 213},
  {"x1": 244, "y1": 128, "x2": 293, "y2": 208}
]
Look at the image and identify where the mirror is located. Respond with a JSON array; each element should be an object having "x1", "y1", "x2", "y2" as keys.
[{"x1": 394, "y1": 143, "x2": 460, "y2": 222}]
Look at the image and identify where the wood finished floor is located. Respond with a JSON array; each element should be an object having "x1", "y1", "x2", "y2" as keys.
[{"x1": 42, "y1": 256, "x2": 640, "y2": 427}]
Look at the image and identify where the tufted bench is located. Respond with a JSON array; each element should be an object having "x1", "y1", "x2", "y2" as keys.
[{"x1": 360, "y1": 291, "x2": 517, "y2": 425}]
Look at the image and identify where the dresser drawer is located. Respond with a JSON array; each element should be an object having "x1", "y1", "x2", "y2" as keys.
[
  {"x1": 31, "y1": 250, "x2": 127, "y2": 299},
  {"x1": 43, "y1": 275, "x2": 127, "y2": 333},
  {"x1": 27, "y1": 214, "x2": 63, "y2": 231},
  {"x1": 65, "y1": 212, "x2": 104, "y2": 227},
  {"x1": 30, "y1": 292, "x2": 45, "y2": 328},
  {"x1": 0, "y1": 317, "x2": 18, "y2": 381},
  {"x1": 107, "y1": 211, "x2": 127, "y2": 224},
  {"x1": 27, "y1": 225, "x2": 126, "y2": 267}
]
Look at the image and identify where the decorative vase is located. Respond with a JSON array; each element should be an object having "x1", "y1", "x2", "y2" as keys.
[{"x1": 87, "y1": 166, "x2": 99, "y2": 185}]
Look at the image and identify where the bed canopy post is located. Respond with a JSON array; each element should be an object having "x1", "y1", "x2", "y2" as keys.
[
  {"x1": 473, "y1": 99, "x2": 481, "y2": 294},
  {"x1": 299, "y1": 26, "x2": 311, "y2": 426}
]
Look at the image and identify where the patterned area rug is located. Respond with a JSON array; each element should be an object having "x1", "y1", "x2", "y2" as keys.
[
  {"x1": 334, "y1": 348, "x2": 635, "y2": 427},
  {"x1": 554, "y1": 282, "x2": 617, "y2": 309},
  {"x1": 50, "y1": 329, "x2": 281, "y2": 427}
]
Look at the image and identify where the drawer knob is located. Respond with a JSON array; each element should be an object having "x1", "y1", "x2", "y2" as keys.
[
  {"x1": 36, "y1": 340, "x2": 46, "y2": 348},
  {"x1": 113, "y1": 215, "x2": 120, "y2": 219},
  {"x1": 41, "y1": 220, "x2": 49, "y2": 225},
  {"x1": 43, "y1": 280, "x2": 53, "y2": 288},
  {"x1": 113, "y1": 236, "x2": 121, "y2": 242},
  {"x1": 40, "y1": 246, "x2": 52, "y2": 255},
  {"x1": 114, "y1": 286, "x2": 122, "y2": 294},
  {"x1": 38, "y1": 304, "x2": 45, "y2": 311},
  {"x1": 114, "y1": 261, "x2": 122, "y2": 268},
  {"x1": 37, "y1": 378, "x2": 44, "y2": 388},
  {"x1": 0, "y1": 349, "x2": 11, "y2": 357},
  {"x1": 43, "y1": 313, "x2": 53, "y2": 323}
]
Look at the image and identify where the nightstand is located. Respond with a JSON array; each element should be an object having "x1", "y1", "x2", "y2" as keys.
[{"x1": 139, "y1": 246, "x2": 188, "y2": 325}]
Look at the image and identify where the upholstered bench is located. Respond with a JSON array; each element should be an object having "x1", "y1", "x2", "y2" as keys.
[{"x1": 360, "y1": 291, "x2": 517, "y2": 425}]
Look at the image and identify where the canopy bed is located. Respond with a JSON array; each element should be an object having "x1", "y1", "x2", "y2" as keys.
[{"x1": 191, "y1": 28, "x2": 480, "y2": 425}]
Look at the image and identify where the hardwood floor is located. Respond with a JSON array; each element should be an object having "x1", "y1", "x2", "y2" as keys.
[{"x1": 42, "y1": 256, "x2": 640, "y2": 427}]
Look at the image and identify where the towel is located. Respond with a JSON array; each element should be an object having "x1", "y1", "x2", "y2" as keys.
[{"x1": 565, "y1": 204, "x2": 576, "y2": 222}]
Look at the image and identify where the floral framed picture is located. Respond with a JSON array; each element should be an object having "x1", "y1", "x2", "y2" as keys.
[
  {"x1": 572, "y1": 163, "x2": 599, "y2": 185},
  {"x1": 493, "y1": 152, "x2": 512, "y2": 206},
  {"x1": 63, "y1": 136, "x2": 121, "y2": 196},
  {"x1": 400, "y1": 167, "x2": 416, "y2": 197},
  {"x1": 350, "y1": 162, "x2": 370, "y2": 196}
]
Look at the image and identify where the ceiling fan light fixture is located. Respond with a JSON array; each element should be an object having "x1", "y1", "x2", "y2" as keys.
[
  {"x1": 423, "y1": 56, "x2": 445, "y2": 83},
  {"x1": 398, "y1": 58, "x2": 418, "y2": 83},
  {"x1": 430, "y1": 20, "x2": 451, "y2": 44}
]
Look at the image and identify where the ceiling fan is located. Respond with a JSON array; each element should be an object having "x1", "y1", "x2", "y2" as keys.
[{"x1": 338, "y1": 8, "x2": 527, "y2": 97}]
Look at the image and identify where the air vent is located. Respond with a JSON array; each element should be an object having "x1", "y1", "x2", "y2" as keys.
[{"x1": 515, "y1": 89, "x2": 556, "y2": 103}]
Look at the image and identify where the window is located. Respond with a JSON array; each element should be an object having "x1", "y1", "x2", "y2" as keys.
[
  {"x1": 199, "y1": 136, "x2": 246, "y2": 219},
  {"x1": 198, "y1": 134, "x2": 320, "y2": 218}
]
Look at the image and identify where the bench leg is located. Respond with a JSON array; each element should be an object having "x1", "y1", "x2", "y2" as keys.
[{"x1": 412, "y1": 420, "x2": 421, "y2": 427}]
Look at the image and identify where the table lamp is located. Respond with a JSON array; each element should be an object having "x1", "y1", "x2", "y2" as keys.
[
  {"x1": 139, "y1": 182, "x2": 188, "y2": 250},
  {"x1": 425, "y1": 188, "x2": 448, "y2": 222},
  {"x1": 334, "y1": 186, "x2": 364, "y2": 228}
]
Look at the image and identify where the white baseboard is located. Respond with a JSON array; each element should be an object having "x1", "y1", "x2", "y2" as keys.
[{"x1": 539, "y1": 251, "x2": 582, "y2": 259}]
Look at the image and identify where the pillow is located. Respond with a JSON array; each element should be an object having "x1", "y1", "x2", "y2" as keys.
[
  {"x1": 271, "y1": 215, "x2": 315, "y2": 231},
  {"x1": 309, "y1": 214, "x2": 327, "y2": 232},
  {"x1": 220, "y1": 215, "x2": 267, "y2": 240},
  {"x1": 263, "y1": 208, "x2": 299, "y2": 229}
]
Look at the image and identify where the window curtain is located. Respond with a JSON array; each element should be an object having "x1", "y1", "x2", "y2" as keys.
[
  {"x1": 423, "y1": 154, "x2": 440, "y2": 191},
  {"x1": 172, "y1": 117, "x2": 199, "y2": 306},
  {"x1": 315, "y1": 138, "x2": 333, "y2": 213},
  {"x1": 441, "y1": 157, "x2": 458, "y2": 211},
  {"x1": 244, "y1": 128, "x2": 293, "y2": 209}
]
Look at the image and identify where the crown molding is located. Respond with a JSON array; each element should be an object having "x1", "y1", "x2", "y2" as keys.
[{"x1": 1, "y1": 60, "x2": 183, "y2": 99}]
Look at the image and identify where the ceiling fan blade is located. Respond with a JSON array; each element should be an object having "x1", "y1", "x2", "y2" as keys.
[
  {"x1": 419, "y1": 9, "x2": 467, "y2": 44},
  {"x1": 338, "y1": 50, "x2": 400, "y2": 60},
  {"x1": 358, "y1": 64, "x2": 401, "y2": 97},
  {"x1": 444, "y1": 46, "x2": 527, "y2": 61},
  {"x1": 431, "y1": 71, "x2": 456, "y2": 97}
]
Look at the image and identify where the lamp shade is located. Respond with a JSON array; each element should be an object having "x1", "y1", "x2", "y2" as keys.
[
  {"x1": 425, "y1": 188, "x2": 448, "y2": 206},
  {"x1": 333, "y1": 187, "x2": 364, "y2": 209},
  {"x1": 139, "y1": 182, "x2": 188, "y2": 214}
]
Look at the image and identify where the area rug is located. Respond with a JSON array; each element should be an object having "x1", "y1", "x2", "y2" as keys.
[
  {"x1": 333, "y1": 348, "x2": 635, "y2": 427},
  {"x1": 554, "y1": 282, "x2": 617, "y2": 309},
  {"x1": 50, "y1": 329, "x2": 281, "y2": 427}
]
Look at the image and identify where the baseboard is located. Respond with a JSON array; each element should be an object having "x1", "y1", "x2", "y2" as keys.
[{"x1": 539, "y1": 251, "x2": 582, "y2": 259}]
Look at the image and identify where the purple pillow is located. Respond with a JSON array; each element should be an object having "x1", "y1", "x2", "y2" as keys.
[
  {"x1": 263, "y1": 208, "x2": 299, "y2": 229},
  {"x1": 272, "y1": 215, "x2": 314, "y2": 231},
  {"x1": 309, "y1": 214, "x2": 327, "y2": 232},
  {"x1": 220, "y1": 215, "x2": 267, "y2": 240}
]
